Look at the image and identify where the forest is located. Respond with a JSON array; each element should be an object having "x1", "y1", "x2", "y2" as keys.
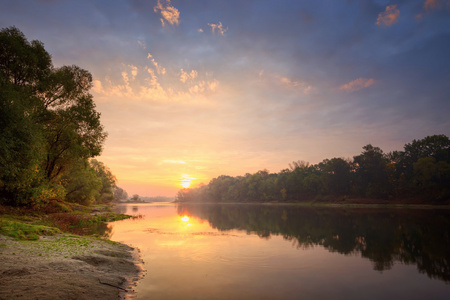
[
  {"x1": 177, "y1": 135, "x2": 450, "y2": 203},
  {"x1": 0, "y1": 27, "x2": 126, "y2": 207}
]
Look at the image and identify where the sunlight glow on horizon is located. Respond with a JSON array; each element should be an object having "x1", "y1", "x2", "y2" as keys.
[{"x1": 180, "y1": 174, "x2": 195, "y2": 189}]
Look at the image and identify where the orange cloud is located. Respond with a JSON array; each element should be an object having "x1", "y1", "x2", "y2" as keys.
[
  {"x1": 424, "y1": 0, "x2": 445, "y2": 10},
  {"x1": 179, "y1": 69, "x2": 198, "y2": 83},
  {"x1": 154, "y1": 0, "x2": 180, "y2": 27},
  {"x1": 376, "y1": 5, "x2": 400, "y2": 27},
  {"x1": 280, "y1": 77, "x2": 312, "y2": 94},
  {"x1": 208, "y1": 22, "x2": 228, "y2": 36},
  {"x1": 416, "y1": 0, "x2": 449, "y2": 21},
  {"x1": 340, "y1": 78, "x2": 375, "y2": 92},
  {"x1": 147, "y1": 53, "x2": 166, "y2": 75}
]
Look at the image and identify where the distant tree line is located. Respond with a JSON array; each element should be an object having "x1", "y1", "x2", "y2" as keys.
[
  {"x1": 177, "y1": 135, "x2": 450, "y2": 203},
  {"x1": 0, "y1": 27, "x2": 124, "y2": 207}
]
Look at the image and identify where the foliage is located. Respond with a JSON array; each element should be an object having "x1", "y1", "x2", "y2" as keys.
[
  {"x1": 62, "y1": 159, "x2": 102, "y2": 206},
  {"x1": 0, "y1": 218, "x2": 60, "y2": 240},
  {"x1": 113, "y1": 186, "x2": 128, "y2": 201},
  {"x1": 177, "y1": 135, "x2": 450, "y2": 203},
  {"x1": 0, "y1": 26, "x2": 119, "y2": 206},
  {"x1": 90, "y1": 159, "x2": 116, "y2": 203},
  {"x1": 0, "y1": 202, "x2": 131, "y2": 240}
]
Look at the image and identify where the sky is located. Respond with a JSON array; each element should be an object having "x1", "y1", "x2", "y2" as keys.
[{"x1": 1, "y1": 0, "x2": 449, "y2": 197}]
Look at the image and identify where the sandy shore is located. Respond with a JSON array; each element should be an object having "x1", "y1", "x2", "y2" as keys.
[{"x1": 0, "y1": 233, "x2": 143, "y2": 300}]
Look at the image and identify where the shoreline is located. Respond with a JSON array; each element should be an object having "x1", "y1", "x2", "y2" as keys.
[
  {"x1": 0, "y1": 233, "x2": 144, "y2": 299},
  {"x1": 175, "y1": 201, "x2": 450, "y2": 209}
]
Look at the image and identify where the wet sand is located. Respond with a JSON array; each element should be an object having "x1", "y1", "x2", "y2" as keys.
[{"x1": 0, "y1": 234, "x2": 143, "y2": 300}]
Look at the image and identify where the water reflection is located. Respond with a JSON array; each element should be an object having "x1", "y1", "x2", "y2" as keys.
[
  {"x1": 68, "y1": 221, "x2": 113, "y2": 237},
  {"x1": 177, "y1": 204, "x2": 450, "y2": 282}
]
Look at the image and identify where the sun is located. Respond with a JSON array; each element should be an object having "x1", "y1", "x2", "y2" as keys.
[
  {"x1": 181, "y1": 216, "x2": 189, "y2": 222},
  {"x1": 180, "y1": 174, "x2": 194, "y2": 189},
  {"x1": 181, "y1": 181, "x2": 191, "y2": 188}
]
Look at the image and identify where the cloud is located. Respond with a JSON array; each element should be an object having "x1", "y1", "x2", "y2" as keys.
[
  {"x1": 137, "y1": 40, "x2": 146, "y2": 49},
  {"x1": 92, "y1": 62, "x2": 219, "y2": 104},
  {"x1": 179, "y1": 69, "x2": 198, "y2": 83},
  {"x1": 198, "y1": 28, "x2": 204, "y2": 33},
  {"x1": 416, "y1": 0, "x2": 450, "y2": 19},
  {"x1": 208, "y1": 22, "x2": 228, "y2": 36},
  {"x1": 339, "y1": 78, "x2": 375, "y2": 92},
  {"x1": 281, "y1": 77, "x2": 302, "y2": 87},
  {"x1": 207, "y1": 80, "x2": 219, "y2": 92},
  {"x1": 280, "y1": 77, "x2": 312, "y2": 94},
  {"x1": 188, "y1": 80, "x2": 219, "y2": 94},
  {"x1": 424, "y1": 0, "x2": 446, "y2": 10},
  {"x1": 147, "y1": 53, "x2": 166, "y2": 75},
  {"x1": 153, "y1": 0, "x2": 180, "y2": 27},
  {"x1": 376, "y1": 5, "x2": 400, "y2": 27},
  {"x1": 129, "y1": 65, "x2": 138, "y2": 80}
]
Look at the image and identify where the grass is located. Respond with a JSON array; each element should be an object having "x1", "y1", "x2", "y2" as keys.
[
  {"x1": 0, "y1": 219, "x2": 60, "y2": 240},
  {"x1": 0, "y1": 201, "x2": 132, "y2": 240}
]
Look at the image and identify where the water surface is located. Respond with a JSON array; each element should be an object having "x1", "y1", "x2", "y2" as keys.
[{"x1": 109, "y1": 203, "x2": 450, "y2": 299}]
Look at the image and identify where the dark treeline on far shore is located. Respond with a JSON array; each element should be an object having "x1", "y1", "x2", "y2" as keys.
[
  {"x1": 0, "y1": 27, "x2": 127, "y2": 207},
  {"x1": 177, "y1": 134, "x2": 450, "y2": 204}
]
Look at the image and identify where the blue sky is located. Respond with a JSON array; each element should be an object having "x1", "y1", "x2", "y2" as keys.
[{"x1": 1, "y1": 0, "x2": 449, "y2": 196}]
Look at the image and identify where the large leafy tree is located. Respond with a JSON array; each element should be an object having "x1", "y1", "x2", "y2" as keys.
[
  {"x1": 317, "y1": 158, "x2": 352, "y2": 196},
  {"x1": 353, "y1": 145, "x2": 391, "y2": 198},
  {"x1": 0, "y1": 26, "x2": 107, "y2": 206}
]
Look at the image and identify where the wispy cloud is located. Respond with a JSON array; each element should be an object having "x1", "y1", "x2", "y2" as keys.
[
  {"x1": 92, "y1": 60, "x2": 218, "y2": 104},
  {"x1": 188, "y1": 80, "x2": 219, "y2": 94},
  {"x1": 280, "y1": 77, "x2": 312, "y2": 94},
  {"x1": 416, "y1": 0, "x2": 449, "y2": 19},
  {"x1": 376, "y1": 5, "x2": 400, "y2": 27},
  {"x1": 129, "y1": 65, "x2": 138, "y2": 80},
  {"x1": 154, "y1": 0, "x2": 180, "y2": 27},
  {"x1": 340, "y1": 78, "x2": 375, "y2": 92},
  {"x1": 147, "y1": 53, "x2": 166, "y2": 75},
  {"x1": 208, "y1": 22, "x2": 228, "y2": 36},
  {"x1": 424, "y1": 0, "x2": 445, "y2": 10},
  {"x1": 179, "y1": 69, "x2": 198, "y2": 83},
  {"x1": 137, "y1": 40, "x2": 146, "y2": 49}
]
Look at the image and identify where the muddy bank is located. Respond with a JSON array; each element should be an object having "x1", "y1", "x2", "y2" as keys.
[{"x1": 0, "y1": 234, "x2": 143, "y2": 300}]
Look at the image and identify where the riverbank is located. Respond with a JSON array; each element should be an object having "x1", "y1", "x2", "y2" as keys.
[{"x1": 0, "y1": 203, "x2": 144, "y2": 299}]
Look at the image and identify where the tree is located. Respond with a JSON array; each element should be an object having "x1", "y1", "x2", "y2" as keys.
[
  {"x1": 131, "y1": 194, "x2": 141, "y2": 202},
  {"x1": 318, "y1": 158, "x2": 352, "y2": 196},
  {"x1": 0, "y1": 26, "x2": 107, "y2": 206},
  {"x1": 353, "y1": 145, "x2": 391, "y2": 198},
  {"x1": 114, "y1": 186, "x2": 128, "y2": 202},
  {"x1": 90, "y1": 159, "x2": 116, "y2": 203},
  {"x1": 413, "y1": 157, "x2": 450, "y2": 201},
  {"x1": 62, "y1": 159, "x2": 102, "y2": 206},
  {"x1": 43, "y1": 94, "x2": 106, "y2": 183},
  {"x1": 0, "y1": 26, "x2": 51, "y2": 87}
]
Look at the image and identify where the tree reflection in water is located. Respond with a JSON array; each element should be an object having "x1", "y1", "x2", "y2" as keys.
[{"x1": 177, "y1": 204, "x2": 450, "y2": 282}]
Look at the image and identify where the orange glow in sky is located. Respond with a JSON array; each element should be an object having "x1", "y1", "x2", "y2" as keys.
[{"x1": 180, "y1": 174, "x2": 194, "y2": 189}]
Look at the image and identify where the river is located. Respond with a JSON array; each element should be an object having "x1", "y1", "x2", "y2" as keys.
[{"x1": 108, "y1": 203, "x2": 450, "y2": 299}]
